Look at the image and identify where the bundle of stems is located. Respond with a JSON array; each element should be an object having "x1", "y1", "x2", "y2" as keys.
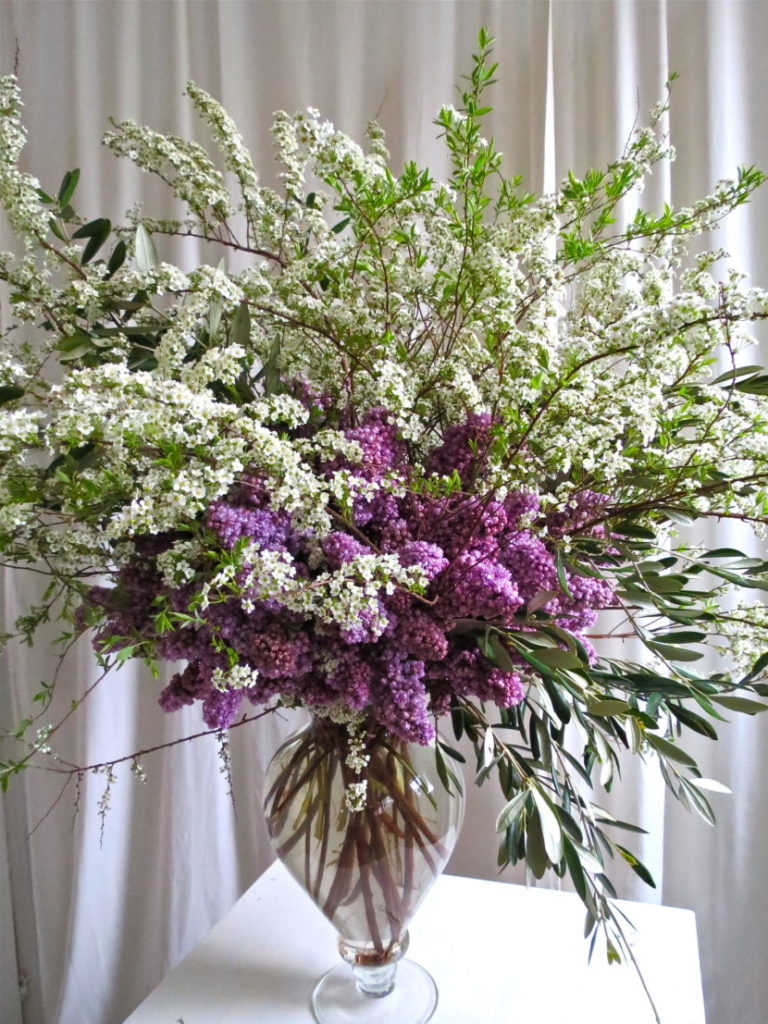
[{"x1": 263, "y1": 719, "x2": 459, "y2": 962}]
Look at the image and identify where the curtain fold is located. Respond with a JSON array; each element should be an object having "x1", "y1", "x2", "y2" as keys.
[{"x1": 1, "y1": 3, "x2": 766, "y2": 1022}]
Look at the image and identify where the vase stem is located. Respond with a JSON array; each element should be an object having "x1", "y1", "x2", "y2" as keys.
[{"x1": 353, "y1": 963, "x2": 397, "y2": 998}]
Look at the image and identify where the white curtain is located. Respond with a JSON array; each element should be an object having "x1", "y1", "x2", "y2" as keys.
[{"x1": 1, "y1": 3, "x2": 766, "y2": 1022}]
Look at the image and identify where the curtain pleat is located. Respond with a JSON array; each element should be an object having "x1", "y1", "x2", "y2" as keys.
[{"x1": 0, "y1": 3, "x2": 766, "y2": 1022}]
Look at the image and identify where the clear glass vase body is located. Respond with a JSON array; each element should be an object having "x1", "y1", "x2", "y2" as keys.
[{"x1": 263, "y1": 716, "x2": 464, "y2": 1023}]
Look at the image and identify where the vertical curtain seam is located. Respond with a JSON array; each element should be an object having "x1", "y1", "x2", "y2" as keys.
[{"x1": 543, "y1": 0, "x2": 556, "y2": 195}]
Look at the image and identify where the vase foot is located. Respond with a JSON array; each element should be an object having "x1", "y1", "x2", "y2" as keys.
[{"x1": 310, "y1": 958, "x2": 438, "y2": 1023}]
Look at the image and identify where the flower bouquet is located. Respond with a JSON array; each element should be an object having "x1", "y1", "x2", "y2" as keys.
[{"x1": 2, "y1": 29, "x2": 768, "y2": 1022}]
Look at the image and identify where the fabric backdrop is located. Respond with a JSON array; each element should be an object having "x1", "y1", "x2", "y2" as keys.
[{"x1": 1, "y1": 2, "x2": 766, "y2": 1023}]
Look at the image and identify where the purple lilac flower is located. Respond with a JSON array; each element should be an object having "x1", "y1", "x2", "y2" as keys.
[
  {"x1": 287, "y1": 376, "x2": 333, "y2": 413},
  {"x1": 547, "y1": 489, "x2": 609, "y2": 538},
  {"x1": 329, "y1": 408, "x2": 404, "y2": 482},
  {"x1": 204, "y1": 598, "x2": 272, "y2": 645},
  {"x1": 409, "y1": 495, "x2": 466, "y2": 559},
  {"x1": 425, "y1": 412, "x2": 493, "y2": 485},
  {"x1": 396, "y1": 540, "x2": 449, "y2": 582},
  {"x1": 324, "y1": 648, "x2": 374, "y2": 709},
  {"x1": 550, "y1": 574, "x2": 616, "y2": 631},
  {"x1": 349, "y1": 423, "x2": 400, "y2": 476},
  {"x1": 321, "y1": 531, "x2": 369, "y2": 568},
  {"x1": 426, "y1": 645, "x2": 525, "y2": 712},
  {"x1": 471, "y1": 500, "x2": 508, "y2": 545},
  {"x1": 206, "y1": 500, "x2": 287, "y2": 550},
  {"x1": 503, "y1": 490, "x2": 541, "y2": 529},
  {"x1": 86, "y1": 535, "x2": 172, "y2": 626},
  {"x1": 202, "y1": 688, "x2": 244, "y2": 730},
  {"x1": 352, "y1": 491, "x2": 400, "y2": 530},
  {"x1": 499, "y1": 531, "x2": 558, "y2": 603},
  {"x1": 159, "y1": 663, "x2": 211, "y2": 712},
  {"x1": 438, "y1": 552, "x2": 523, "y2": 624},
  {"x1": 374, "y1": 651, "x2": 434, "y2": 745},
  {"x1": 340, "y1": 601, "x2": 388, "y2": 644},
  {"x1": 396, "y1": 611, "x2": 449, "y2": 661},
  {"x1": 248, "y1": 626, "x2": 313, "y2": 678},
  {"x1": 412, "y1": 494, "x2": 501, "y2": 560}
]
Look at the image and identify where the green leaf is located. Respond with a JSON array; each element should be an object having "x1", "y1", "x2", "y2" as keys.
[
  {"x1": 678, "y1": 777, "x2": 716, "y2": 826},
  {"x1": 593, "y1": 812, "x2": 648, "y2": 835},
  {"x1": 662, "y1": 507, "x2": 697, "y2": 525},
  {"x1": 450, "y1": 704, "x2": 464, "y2": 741},
  {"x1": 616, "y1": 844, "x2": 656, "y2": 887},
  {"x1": 573, "y1": 842, "x2": 604, "y2": 876},
  {"x1": 710, "y1": 695, "x2": 768, "y2": 715},
  {"x1": 135, "y1": 223, "x2": 158, "y2": 272},
  {"x1": 587, "y1": 698, "x2": 632, "y2": 716},
  {"x1": 562, "y1": 837, "x2": 588, "y2": 901},
  {"x1": 525, "y1": 807, "x2": 548, "y2": 878},
  {"x1": 689, "y1": 777, "x2": 731, "y2": 795},
  {"x1": 71, "y1": 216, "x2": 108, "y2": 240},
  {"x1": 613, "y1": 522, "x2": 656, "y2": 540},
  {"x1": 496, "y1": 789, "x2": 528, "y2": 832},
  {"x1": 668, "y1": 704, "x2": 718, "y2": 740},
  {"x1": 532, "y1": 647, "x2": 584, "y2": 671},
  {"x1": 655, "y1": 630, "x2": 707, "y2": 644},
  {"x1": 530, "y1": 788, "x2": 563, "y2": 863},
  {"x1": 700, "y1": 547, "x2": 750, "y2": 559},
  {"x1": 106, "y1": 239, "x2": 127, "y2": 277},
  {"x1": 554, "y1": 804, "x2": 583, "y2": 843},
  {"x1": 58, "y1": 343, "x2": 95, "y2": 362},
  {"x1": 229, "y1": 301, "x2": 251, "y2": 346},
  {"x1": 331, "y1": 216, "x2": 350, "y2": 235},
  {"x1": 57, "y1": 332, "x2": 93, "y2": 353},
  {"x1": 700, "y1": 564, "x2": 768, "y2": 592},
  {"x1": 735, "y1": 373, "x2": 768, "y2": 395},
  {"x1": 533, "y1": 714, "x2": 553, "y2": 769},
  {"x1": 0, "y1": 386, "x2": 25, "y2": 406},
  {"x1": 559, "y1": 747, "x2": 594, "y2": 787},
  {"x1": 526, "y1": 589, "x2": 559, "y2": 613},
  {"x1": 646, "y1": 642, "x2": 704, "y2": 662},
  {"x1": 437, "y1": 740, "x2": 466, "y2": 764},
  {"x1": 555, "y1": 550, "x2": 573, "y2": 599},
  {"x1": 58, "y1": 168, "x2": 80, "y2": 207},
  {"x1": 49, "y1": 218, "x2": 67, "y2": 241},
  {"x1": 743, "y1": 650, "x2": 768, "y2": 682},
  {"x1": 263, "y1": 335, "x2": 282, "y2": 396},
  {"x1": 72, "y1": 218, "x2": 111, "y2": 265},
  {"x1": 538, "y1": 677, "x2": 573, "y2": 724},
  {"x1": 208, "y1": 300, "x2": 223, "y2": 341},
  {"x1": 434, "y1": 743, "x2": 462, "y2": 797},
  {"x1": 710, "y1": 364, "x2": 764, "y2": 385},
  {"x1": 643, "y1": 575, "x2": 686, "y2": 594},
  {"x1": 480, "y1": 726, "x2": 495, "y2": 770},
  {"x1": 487, "y1": 632, "x2": 515, "y2": 672},
  {"x1": 646, "y1": 733, "x2": 699, "y2": 768}
]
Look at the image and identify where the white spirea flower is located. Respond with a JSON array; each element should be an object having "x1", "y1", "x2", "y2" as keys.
[
  {"x1": 212, "y1": 664, "x2": 260, "y2": 692},
  {"x1": 345, "y1": 780, "x2": 368, "y2": 813},
  {"x1": 155, "y1": 540, "x2": 202, "y2": 587}
]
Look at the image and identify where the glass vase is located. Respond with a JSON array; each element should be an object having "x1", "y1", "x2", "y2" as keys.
[{"x1": 263, "y1": 715, "x2": 464, "y2": 1024}]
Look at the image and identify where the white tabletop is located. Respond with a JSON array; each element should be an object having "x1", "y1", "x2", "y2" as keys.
[{"x1": 124, "y1": 861, "x2": 705, "y2": 1024}]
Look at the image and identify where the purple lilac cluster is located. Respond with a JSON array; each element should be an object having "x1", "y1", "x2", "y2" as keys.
[{"x1": 83, "y1": 409, "x2": 616, "y2": 744}]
